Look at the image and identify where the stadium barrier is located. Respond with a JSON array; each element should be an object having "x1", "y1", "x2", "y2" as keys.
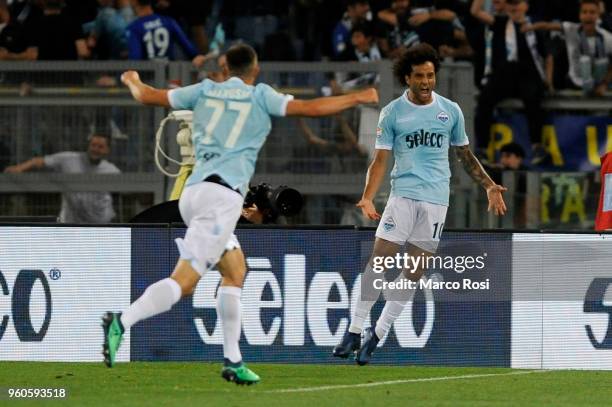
[
  {"x1": 0, "y1": 60, "x2": 607, "y2": 228},
  {"x1": 1, "y1": 225, "x2": 611, "y2": 370}
]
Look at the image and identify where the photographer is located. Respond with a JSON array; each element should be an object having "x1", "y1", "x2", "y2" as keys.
[{"x1": 239, "y1": 183, "x2": 303, "y2": 224}]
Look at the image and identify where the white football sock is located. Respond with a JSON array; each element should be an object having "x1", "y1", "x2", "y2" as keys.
[
  {"x1": 348, "y1": 263, "x2": 380, "y2": 334},
  {"x1": 216, "y1": 286, "x2": 243, "y2": 364},
  {"x1": 374, "y1": 283, "x2": 416, "y2": 340},
  {"x1": 349, "y1": 267, "x2": 406, "y2": 334},
  {"x1": 120, "y1": 278, "x2": 182, "y2": 330}
]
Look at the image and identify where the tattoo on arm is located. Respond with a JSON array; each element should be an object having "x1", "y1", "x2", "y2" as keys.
[{"x1": 454, "y1": 146, "x2": 495, "y2": 189}]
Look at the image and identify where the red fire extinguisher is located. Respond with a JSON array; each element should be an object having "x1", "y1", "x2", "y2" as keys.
[{"x1": 595, "y1": 152, "x2": 612, "y2": 231}]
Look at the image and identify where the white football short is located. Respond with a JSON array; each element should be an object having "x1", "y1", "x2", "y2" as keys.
[
  {"x1": 376, "y1": 195, "x2": 448, "y2": 253},
  {"x1": 176, "y1": 181, "x2": 243, "y2": 276},
  {"x1": 225, "y1": 233, "x2": 241, "y2": 251}
]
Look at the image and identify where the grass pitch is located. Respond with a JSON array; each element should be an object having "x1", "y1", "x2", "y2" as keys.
[{"x1": 1, "y1": 362, "x2": 611, "y2": 406}]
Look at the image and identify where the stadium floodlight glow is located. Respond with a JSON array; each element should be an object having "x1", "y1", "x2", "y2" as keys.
[{"x1": 154, "y1": 110, "x2": 194, "y2": 178}]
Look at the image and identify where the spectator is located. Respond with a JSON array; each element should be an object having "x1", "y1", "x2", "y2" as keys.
[
  {"x1": 338, "y1": 21, "x2": 382, "y2": 61},
  {"x1": 28, "y1": 0, "x2": 89, "y2": 60},
  {"x1": 85, "y1": 0, "x2": 134, "y2": 59},
  {"x1": 154, "y1": 0, "x2": 210, "y2": 54},
  {"x1": 3, "y1": 135, "x2": 120, "y2": 223},
  {"x1": 332, "y1": 0, "x2": 371, "y2": 57},
  {"x1": 220, "y1": 0, "x2": 288, "y2": 55},
  {"x1": 524, "y1": 0, "x2": 612, "y2": 95},
  {"x1": 329, "y1": 23, "x2": 380, "y2": 95},
  {"x1": 407, "y1": 2, "x2": 471, "y2": 58},
  {"x1": 484, "y1": 142, "x2": 528, "y2": 226},
  {"x1": 0, "y1": 1, "x2": 36, "y2": 60},
  {"x1": 8, "y1": 0, "x2": 42, "y2": 30},
  {"x1": 294, "y1": 0, "x2": 342, "y2": 60},
  {"x1": 467, "y1": 0, "x2": 508, "y2": 87},
  {"x1": 378, "y1": 0, "x2": 471, "y2": 59},
  {"x1": 64, "y1": 0, "x2": 98, "y2": 26},
  {"x1": 126, "y1": 0, "x2": 204, "y2": 66},
  {"x1": 601, "y1": 0, "x2": 612, "y2": 33},
  {"x1": 528, "y1": 0, "x2": 580, "y2": 22},
  {"x1": 497, "y1": 141, "x2": 528, "y2": 170},
  {"x1": 377, "y1": 0, "x2": 419, "y2": 57},
  {"x1": 471, "y1": 0, "x2": 551, "y2": 163},
  {"x1": 297, "y1": 115, "x2": 369, "y2": 158}
]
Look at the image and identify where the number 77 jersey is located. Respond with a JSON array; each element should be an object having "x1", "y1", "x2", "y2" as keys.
[{"x1": 168, "y1": 77, "x2": 294, "y2": 196}]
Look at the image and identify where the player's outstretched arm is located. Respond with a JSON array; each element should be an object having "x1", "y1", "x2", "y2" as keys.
[
  {"x1": 357, "y1": 149, "x2": 390, "y2": 220},
  {"x1": 454, "y1": 145, "x2": 507, "y2": 216},
  {"x1": 121, "y1": 71, "x2": 171, "y2": 107},
  {"x1": 286, "y1": 88, "x2": 378, "y2": 117}
]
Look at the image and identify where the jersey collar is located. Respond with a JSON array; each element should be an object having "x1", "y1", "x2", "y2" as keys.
[
  {"x1": 403, "y1": 90, "x2": 437, "y2": 108},
  {"x1": 227, "y1": 77, "x2": 245, "y2": 84}
]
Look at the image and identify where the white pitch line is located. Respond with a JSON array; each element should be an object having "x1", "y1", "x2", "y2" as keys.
[{"x1": 266, "y1": 370, "x2": 548, "y2": 393}]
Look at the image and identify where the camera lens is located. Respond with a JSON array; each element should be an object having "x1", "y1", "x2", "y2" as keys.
[{"x1": 274, "y1": 187, "x2": 303, "y2": 216}]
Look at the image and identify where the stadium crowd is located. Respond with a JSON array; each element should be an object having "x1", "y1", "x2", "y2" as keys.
[
  {"x1": 2, "y1": 1, "x2": 610, "y2": 144},
  {"x1": 0, "y1": 0, "x2": 610, "y2": 225},
  {"x1": 0, "y1": 1, "x2": 609, "y2": 82}
]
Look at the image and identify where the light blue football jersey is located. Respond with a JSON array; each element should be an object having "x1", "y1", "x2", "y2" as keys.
[
  {"x1": 375, "y1": 91, "x2": 469, "y2": 206},
  {"x1": 168, "y1": 77, "x2": 293, "y2": 196}
]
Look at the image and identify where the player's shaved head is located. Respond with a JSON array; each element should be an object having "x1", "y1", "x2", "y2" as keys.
[{"x1": 225, "y1": 44, "x2": 258, "y2": 78}]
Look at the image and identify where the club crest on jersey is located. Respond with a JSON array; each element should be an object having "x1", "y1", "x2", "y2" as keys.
[
  {"x1": 437, "y1": 111, "x2": 449, "y2": 123},
  {"x1": 383, "y1": 216, "x2": 396, "y2": 232}
]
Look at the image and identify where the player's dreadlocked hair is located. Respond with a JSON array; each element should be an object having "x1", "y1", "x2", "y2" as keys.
[
  {"x1": 225, "y1": 43, "x2": 258, "y2": 78},
  {"x1": 393, "y1": 43, "x2": 440, "y2": 84}
]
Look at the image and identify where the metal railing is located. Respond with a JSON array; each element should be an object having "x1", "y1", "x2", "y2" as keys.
[{"x1": 0, "y1": 60, "x2": 604, "y2": 227}]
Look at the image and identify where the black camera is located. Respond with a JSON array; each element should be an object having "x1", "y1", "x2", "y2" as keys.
[{"x1": 243, "y1": 183, "x2": 304, "y2": 223}]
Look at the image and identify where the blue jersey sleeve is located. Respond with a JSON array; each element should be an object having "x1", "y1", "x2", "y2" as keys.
[
  {"x1": 256, "y1": 84, "x2": 293, "y2": 117},
  {"x1": 331, "y1": 22, "x2": 349, "y2": 56},
  {"x1": 168, "y1": 82, "x2": 205, "y2": 110},
  {"x1": 450, "y1": 103, "x2": 469, "y2": 146},
  {"x1": 168, "y1": 17, "x2": 198, "y2": 59},
  {"x1": 126, "y1": 26, "x2": 143, "y2": 59},
  {"x1": 374, "y1": 106, "x2": 394, "y2": 150}
]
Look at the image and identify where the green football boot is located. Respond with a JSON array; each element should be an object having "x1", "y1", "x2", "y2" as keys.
[
  {"x1": 221, "y1": 362, "x2": 261, "y2": 385},
  {"x1": 102, "y1": 312, "x2": 124, "y2": 368}
]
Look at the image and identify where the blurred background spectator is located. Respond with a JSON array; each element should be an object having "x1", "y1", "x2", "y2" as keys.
[
  {"x1": 524, "y1": 0, "x2": 612, "y2": 96},
  {"x1": 484, "y1": 142, "x2": 528, "y2": 227},
  {"x1": 154, "y1": 0, "x2": 210, "y2": 54},
  {"x1": 332, "y1": 0, "x2": 372, "y2": 57},
  {"x1": 378, "y1": 0, "x2": 472, "y2": 59},
  {"x1": 0, "y1": 0, "x2": 605, "y2": 64},
  {"x1": 0, "y1": 0, "x2": 610, "y2": 228},
  {"x1": 30, "y1": 0, "x2": 89, "y2": 60},
  {"x1": 339, "y1": 21, "x2": 382, "y2": 62},
  {"x1": 9, "y1": 0, "x2": 43, "y2": 31},
  {"x1": 3, "y1": 134, "x2": 120, "y2": 223},
  {"x1": 471, "y1": 0, "x2": 551, "y2": 162},
  {"x1": 126, "y1": 0, "x2": 204, "y2": 66},
  {"x1": 298, "y1": 115, "x2": 368, "y2": 159},
  {"x1": 84, "y1": 0, "x2": 134, "y2": 60},
  {"x1": 0, "y1": 0, "x2": 36, "y2": 60}
]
